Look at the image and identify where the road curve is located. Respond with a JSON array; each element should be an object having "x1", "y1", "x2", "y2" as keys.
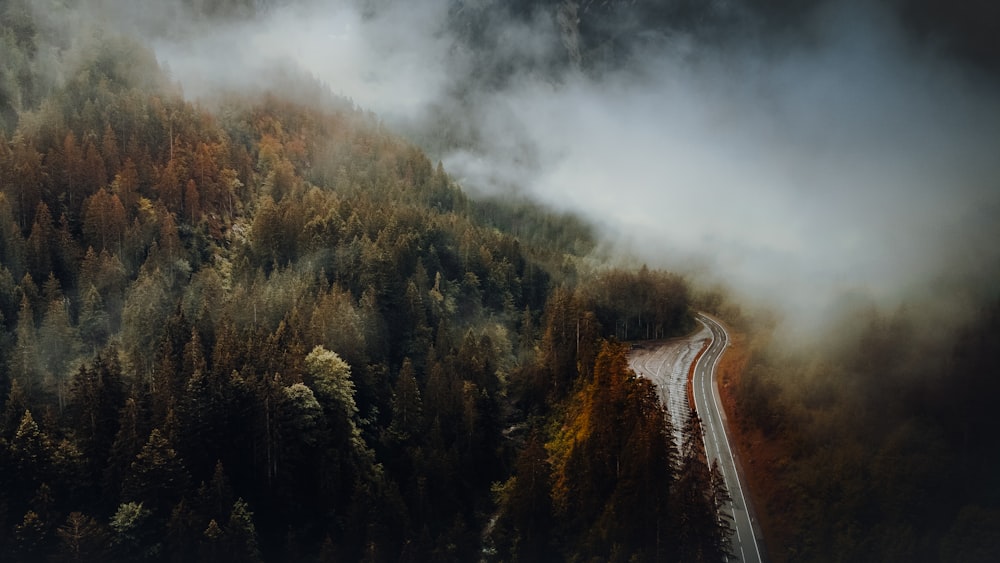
[
  {"x1": 628, "y1": 325, "x2": 710, "y2": 448},
  {"x1": 692, "y1": 313, "x2": 766, "y2": 563}
]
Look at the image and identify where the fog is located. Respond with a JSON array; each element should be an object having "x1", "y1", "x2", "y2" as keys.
[{"x1": 58, "y1": 0, "x2": 1000, "y2": 334}]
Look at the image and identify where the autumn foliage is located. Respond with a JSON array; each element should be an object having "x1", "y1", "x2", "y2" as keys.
[{"x1": 0, "y1": 10, "x2": 716, "y2": 562}]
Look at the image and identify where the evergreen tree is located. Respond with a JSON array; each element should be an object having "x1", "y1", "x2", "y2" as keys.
[
  {"x1": 78, "y1": 284, "x2": 110, "y2": 352},
  {"x1": 105, "y1": 397, "x2": 144, "y2": 502},
  {"x1": 55, "y1": 511, "x2": 108, "y2": 562},
  {"x1": 0, "y1": 377, "x2": 29, "y2": 439},
  {"x1": 389, "y1": 358, "x2": 422, "y2": 442},
  {"x1": 38, "y1": 292, "x2": 81, "y2": 407},
  {"x1": 67, "y1": 352, "x2": 125, "y2": 487},
  {"x1": 109, "y1": 501, "x2": 157, "y2": 561},
  {"x1": 495, "y1": 432, "x2": 555, "y2": 562},
  {"x1": 224, "y1": 498, "x2": 262, "y2": 563},
  {"x1": 25, "y1": 202, "x2": 55, "y2": 284},
  {"x1": 12, "y1": 295, "x2": 38, "y2": 397},
  {"x1": 122, "y1": 429, "x2": 190, "y2": 519},
  {"x1": 13, "y1": 510, "x2": 48, "y2": 560},
  {"x1": 11, "y1": 410, "x2": 51, "y2": 483},
  {"x1": 673, "y1": 412, "x2": 731, "y2": 562}
]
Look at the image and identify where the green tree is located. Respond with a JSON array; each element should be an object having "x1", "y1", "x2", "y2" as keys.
[
  {"x1": 38, "y1": 293, "x2": 81, "y2": 407},
  {"x1": 304, "y1": 345, "x2": 358, "y2": 434},
  {"x1": 0, "y1": 192, "x2": 26, "y2": 279},
  {"x1": 109, "y1": 501, "x2": 157, "y2": 561},
  {"x1": 388, "y1": 358, "x2": 422, "y2": 441},
  {"x1": 12, "y1": 294, "x2": 39, "y2": 396},
  {"x1": 78, "y1": 283, "x2": 110, "y2": 352},
  {"x1": 121, "y1": 266, "x2": 172, "y2": 377},
  {"x1": 494, "y1": 432, "x2": 555, "y2": 562},
  {"x1": 25, "y1": 201, "x2": 55, "y2": 283},
  {"x1": 224, "y1": 498, "x2": 262, "y2": 563},
  {"x1": 123, "y1": 429, "x2": 190, "y2": 518},
  {"x1": 78, "y1": 247, "x2": 127, "y2": 330},
  {"x1": 104, "y1": 397, "x2": 144, "y2": 501},
  {"x1": 278, "y1": 382, "x2": 324, "y2": 471},
  {"x1": 673, "y1": 412, "x2": 731, "y2": 562},
  {"x1": 9, "y1": 138, "x2": 44, "y2": 230},
  {"x1": 13, "y1": 509, "x2": 48, "y2": 560},
  {"x1": 68, "y1": 352, "x2": 125, "y2": 487},
  {"x1": 1, "y1": 377, "x2": 29, "y2": 439},
  {"x1": 540, "y1": 285, "x2": 582, "y2": 400}
]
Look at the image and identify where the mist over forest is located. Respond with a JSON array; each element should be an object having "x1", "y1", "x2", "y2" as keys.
[
  {"x1": 119, "y1": 0, "x2": 1000, "y2": 333},
  {"x1": 1, "y1": 0, "x2": 999, "y2": 561}
]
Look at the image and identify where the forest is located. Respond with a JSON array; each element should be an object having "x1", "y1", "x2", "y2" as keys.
[
  {"x1": 7, "y1": 1, "x2": 998, "y2": 561},
  {"x1": 0, "y1": 2, "x2": 730, "y2": 561},
  {"x1": 728, "y1": 301, "x2": 1000, "y2": 562}
]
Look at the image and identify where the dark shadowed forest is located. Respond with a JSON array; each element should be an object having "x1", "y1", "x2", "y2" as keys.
[{"x1": 727, "y1": 300, "x2": 1000, "y2": 562}]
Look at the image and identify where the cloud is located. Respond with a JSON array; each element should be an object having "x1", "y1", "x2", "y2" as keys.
[{"x1": 90, "y1": 0, "x2": 1000, "y2": 330}]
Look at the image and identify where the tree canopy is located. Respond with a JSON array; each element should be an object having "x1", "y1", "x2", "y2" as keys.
[{"x1": 0, "y1": 10, "x2": 707, "y2": 561}]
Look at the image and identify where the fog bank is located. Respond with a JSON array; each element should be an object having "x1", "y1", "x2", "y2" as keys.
[{"x1": 52, "y1": 0, "x2": 1000, "y2": 333}]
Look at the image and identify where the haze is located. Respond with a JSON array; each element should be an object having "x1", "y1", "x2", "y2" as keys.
[{"x1": 62, "y1": 0, "x2": 1000, "y2": 332}]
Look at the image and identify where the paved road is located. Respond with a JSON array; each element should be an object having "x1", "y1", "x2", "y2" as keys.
[{"x1": 692, "y1": 313, "x2": 765, "y2": 563}]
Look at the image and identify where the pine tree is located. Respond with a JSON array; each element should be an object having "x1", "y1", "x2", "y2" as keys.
[
  {"x1": 1, "y1": 377, "x2": 29, "y2": 439},
  {"x1": 304, "y1": 345, "x2": 360, "y2": 444},
  {"x1": 673, "y1": 411, "x2": 731, "y2": 562},
  {"x1": 200, "y1": 461, "x2": 234, "y2": 524},
  {"x1": 122, "y1": 428, "x2": 190, "y2": 518},
  {"x1": 9, "y1": 410, "x2": 54, "y2": 513},
  {"x1": 82, "y1": 189, "x2": 127, "y2": 254},
  {"x1": 109, "y1": 501, "x2": 156, "y2": 561},
  {"x1": 224, "y1": 498, "x2": 262, "y2": 562},
  {"x1": 13, "y1": 294, "x2": 39, "y2": 397},
  {"x1": 78, "y1": 284, "x2": 110, "y2": 352},
  {"x1": 68, "y1": 353, "x2": 125, "y2": 485},
  {"x1": 0, "y1": 192, "x2": 26, "y2": 279},
  {"x1": 10, "y1": 139, "x2": 44, "y2": 231},
  {"x1": 38, "y1": 291, "x2": 81, "y2": 408},
  {"x1": 105, "y1": 397, "x2": 144, "y2": 501},
  {"x1": 56, "y1": 511, "x2": 108, "y2": 561},
  {"x1": 14, "y1": 509, "x2": 48, "y2": 560},
  {"x1": 389, "y1": 358, "x2": 422, "y2": 442},
  {"x1": 184, "y1": 179, "x2": 201, "y2": 223},
  {"x1": 25, "y1": 201, "x2": 55, "y2": 283},
  {"x1": 497, "y1": 432, "x2": 555, "y2": 562},
  {"x1": 112, "y1": 158, "x2": 140, "y2": 214}
]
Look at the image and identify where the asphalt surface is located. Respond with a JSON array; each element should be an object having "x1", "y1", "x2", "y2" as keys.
[
  {"x1": 629, "y1": 315, "x2": 766, "y2": 563},
  {"x1": 692, "y1": 313, "x2": 765, "y2": 563}
]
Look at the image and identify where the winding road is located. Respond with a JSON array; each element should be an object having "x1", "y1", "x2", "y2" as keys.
[
  {"x1": 629, "y1": 314, "x2": 766, "y2": 563},
  {"x1": 692, "y1": 313, "x2": 765, "y2": 563}
]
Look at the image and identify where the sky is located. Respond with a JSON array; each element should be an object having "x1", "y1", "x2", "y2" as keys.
[{"x1": 64, "y1": 0, "x2": 1000, "y2": 333}]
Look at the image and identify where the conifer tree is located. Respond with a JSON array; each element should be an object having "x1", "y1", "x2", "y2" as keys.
[
  {"x1": 56, "y1": 511, "x2": 107, "y2": 562},
  {"x1": 25, "y1": 202, "x2": 55, "y2": 283},
  {"x1": 13, "y1": 295, "x2": 38, "y2": 397},
  {"x1": 389, "y1": 358, "x2": 422, "y2": 442},
  {"x1": 122, "y1": 428, "x2": 190, "y2": 518},
  {"x1": 224, "y1": 498, "x2": 262, "y2": 563}
]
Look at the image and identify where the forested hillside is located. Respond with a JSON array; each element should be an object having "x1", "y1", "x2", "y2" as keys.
[
  {"x1": 730, "y1": 302, "x2": 1000, "y2": 562},
  {"x1": 0, "y1": 4, "x2": 725, "y2": 561}
]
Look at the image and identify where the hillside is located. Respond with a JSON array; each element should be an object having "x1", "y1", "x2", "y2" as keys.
[{"x1": 0, "y1": 5, "x2": 719, "y2": 561}]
